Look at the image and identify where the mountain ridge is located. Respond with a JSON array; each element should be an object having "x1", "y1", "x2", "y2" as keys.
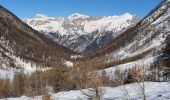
[{"x1": 24, "y1": 13, "x2": 139, "y2": 53}]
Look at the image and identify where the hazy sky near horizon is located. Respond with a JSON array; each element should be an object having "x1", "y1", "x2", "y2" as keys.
[{"x1": 0, "y1": 0, "x2": 161, "y2": 19}]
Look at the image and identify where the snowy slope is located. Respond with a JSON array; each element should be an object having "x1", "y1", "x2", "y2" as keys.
[
  {"x1": 24, "y1": 13, "x2": 139, "y2": 52},
  {"x1": 102, "y1": 56, "x2": 154, "y2": 79},
  {"x1": 1, "y1": 82, "x2": 170, "y2": 100},
  {"x1": 0, "y1": 48, "x2": 50, "y2": 80},
  {"x1": 87, "y1": 0, "x2": 170, "y2": 66}
]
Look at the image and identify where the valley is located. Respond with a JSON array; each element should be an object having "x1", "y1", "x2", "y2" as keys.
[{"x1": 0, "y1": 0, "x2": 170, "y2": 100}]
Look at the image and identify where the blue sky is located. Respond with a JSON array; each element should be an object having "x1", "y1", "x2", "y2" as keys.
[{"x1": 0, "y1": 0, "x2": 161, "y2": 19}]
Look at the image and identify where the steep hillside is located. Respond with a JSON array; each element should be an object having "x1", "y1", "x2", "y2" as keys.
[
  {"x1": 76, "y1": 0, "x2": 170, "y2": 70},
  {"x1": 0, "y1": 5, "x2": 74, "y2": 73},
  {"x1": 24, "y1": 13, "x2": 139, "y2": 53}
]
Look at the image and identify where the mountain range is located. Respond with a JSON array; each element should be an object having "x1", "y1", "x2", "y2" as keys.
[{"x1": 24, "y1": 13, "x2": 139, "y2": 53}]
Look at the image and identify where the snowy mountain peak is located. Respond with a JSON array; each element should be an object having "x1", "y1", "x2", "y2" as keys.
[
  {"x1": 122, "y1": 12, "x2": 133, "y2": 17},
  {"x1": 67, "y1": 13, "x2": 90, "y2": 20},
  {"x1": 34, "y1": 14, "x2": 56, "y2": 20},
  {"x1": 35, "y1": 13, "x2": 48, "y2": 18}
]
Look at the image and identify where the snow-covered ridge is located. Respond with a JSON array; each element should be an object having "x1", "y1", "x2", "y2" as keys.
[
  {"x1": 68, "y1": 13, "x2": 90, "y2": 21},
  {"x1": 24, "y1": 13, "x2": 139, "y2": 52},
  {"x1": 24, "y1": 13, "x2": 138, "y2": 36}
]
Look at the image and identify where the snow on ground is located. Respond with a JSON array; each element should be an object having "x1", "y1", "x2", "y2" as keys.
[
  {"x1": 101, "y1": 56, "x2": 154, "y2": 79},
  {"x1": 1, "y1": 82, "x2": 170, "y2": 100},
  {"x1": 0, "y1": 54, "x2": 51, "y2": 80},
  {"x1": 64, "y1": 60, "x2": 73, "y2": 67},
  {"x1": 70, "y1": 55, "x2": 83, "y2": 59},
  {"x1": 102, "y1": 82, "x2": 170, "y2": 100},
  {"x1": 13, "y1": 56, "x2": 52, "y2": 74},
  {"x1": 0, "y1": 65, "x2": 16, "y2": 80}
]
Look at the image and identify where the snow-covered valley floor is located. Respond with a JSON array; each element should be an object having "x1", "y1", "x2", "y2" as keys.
[{"x1": 1, "y1": 82, "x2": 170, "y2": 100}]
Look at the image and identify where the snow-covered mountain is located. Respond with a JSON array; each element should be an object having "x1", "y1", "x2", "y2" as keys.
[{"x1": 24, "y1": 13, "x2": 139, "y2": 53}]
